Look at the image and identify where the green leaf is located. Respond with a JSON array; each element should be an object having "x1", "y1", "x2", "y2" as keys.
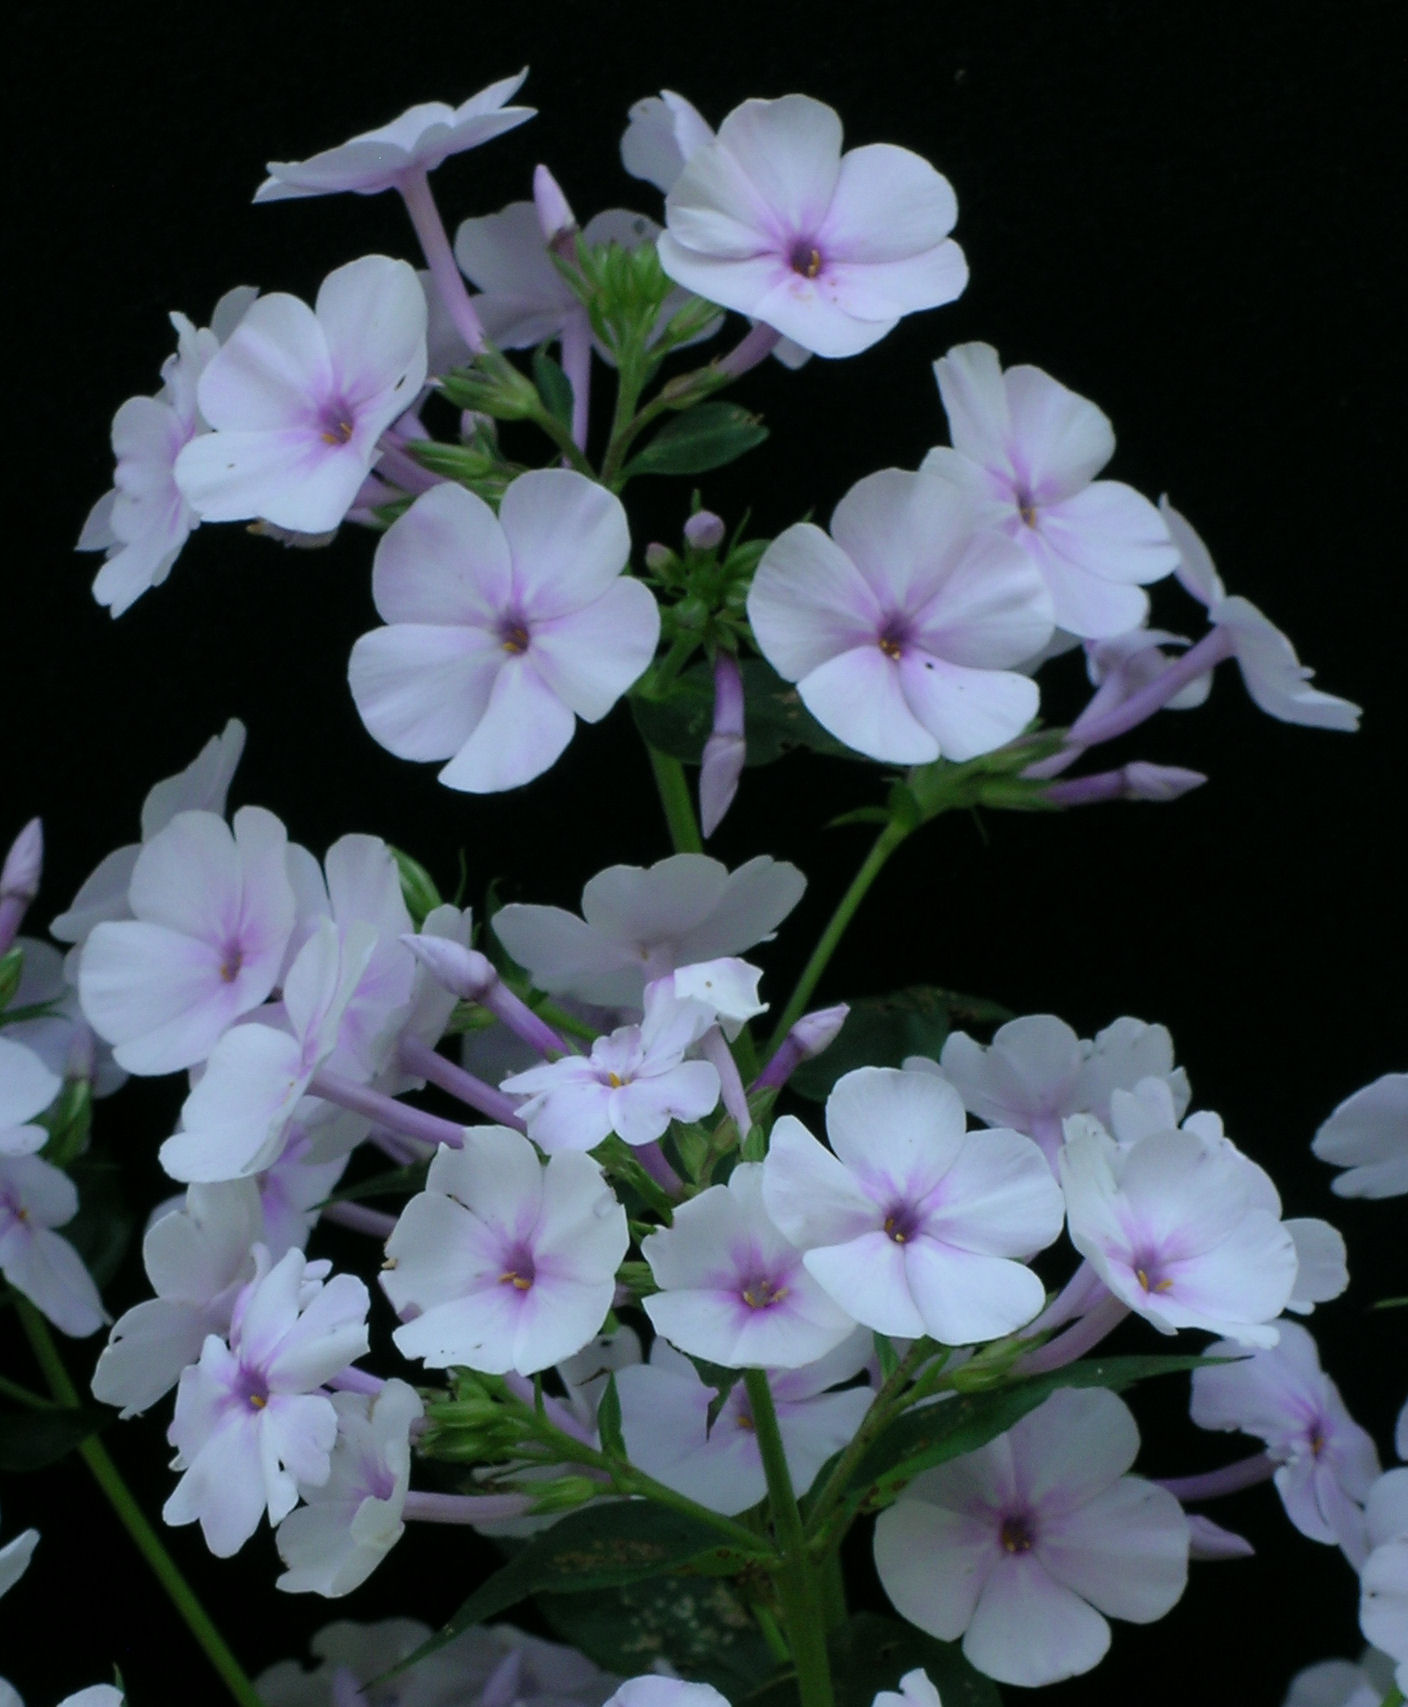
[
  {"x1": 625, "y1": 403, "x2": 768, "y2": 478},
  {"x1": 532, "y1": 349, "x2": 575, "y2": 433},
  {"x1": 538, "y1": 1575, "x2": 777, "y2": 1697},
  {"x1": 400, "y1": 1502, "x2": 764, "y2": 1675},
  {"x1": 596, "y1": 1372, "x2": 626, "y2": 1461},
  {"x1": 0, "y1": 1402, "x2": 107, "y2": 1471},
  {"x1": 830, "y1": 1613, "x2": 1001, "y2": 1707},
  {"x1": 843, "y1": 1354, "x2": 1219, "y2": 1517},
  {"x1": 632, "y1": 658, "x2": 859, "y2": 769},
  {"x1": 63, "y1": 1157, "x2": 133, "y2": 1289},
  {"x1": 790, "y1": 987, "x2": 1014, "y2": 1102}
]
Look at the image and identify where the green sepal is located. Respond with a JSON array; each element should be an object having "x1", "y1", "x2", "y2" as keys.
[
  {"x1": 624, "y1": 403, "x2": 768, "y2": 478},
  {"x1": 595, "y1": 1372, "x2": 626, "y2": 1461},
  {"x1": 0, "y1": 945, "x2": 23, "y2": 1010},
  {"x1": 531, "y1": 348, "x2": 575, "y2": 433},
  {"x1": 389, "y1": 846, "x2": 443, "y2": 929}
]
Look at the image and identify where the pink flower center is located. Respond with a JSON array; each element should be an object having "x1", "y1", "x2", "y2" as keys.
[
  {"x1": 1000, "y1": 1511, "x2": 1037, "y2": 1554},
  {"x1": 498, "y1": 1244, "x2": 537, "y2": 1292},
  {"x1": 318, "y1": 401, "x2": 357, "y2": 446},
  {"x1": 499, "y1": 618, "x2": 531, "y2": 654},
  {"x1": 789, "y1": 239, "x2": 823, "y2": 279},
  {"x1": 740, "y1": 1274, "x2": 789, "y2": 1310},
  {"x1": 883, "y1": 1203, "x2": 919, "y2": 1244}
]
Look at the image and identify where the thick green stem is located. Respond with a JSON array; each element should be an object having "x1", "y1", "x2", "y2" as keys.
[
  {"x1": 16, "y1": 1298, "x2": 263, "y2": 1707},
  {"x1": 765, "y1": 818, "x2": 911, "y2": 1058},
  {"x1": 744, "y1": 1369, "x2": 835, "y2": 1707},
  {"x1": 803, "y1": 1339, "x2": 934, "y2": 1542},
  {"x1": 648, "y1": 746, "x2": 704, "y2": 854}
]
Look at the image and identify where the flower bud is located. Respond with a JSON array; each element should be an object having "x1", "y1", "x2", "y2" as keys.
[
  {"x1": 526, "y1": 1474, "x2": 602, "y2": 1514},
  {"x1": 683, "y1": 510, "x2": 725, "y2": 551},
  {"x1": 533, "y1": 164, "x2": 577, "y2": 245},
  {"x1": 0, "y1": 817, "x2": 42, "y2": 955}
]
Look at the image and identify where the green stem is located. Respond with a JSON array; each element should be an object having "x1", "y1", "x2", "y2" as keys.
[
  {"x1": 526, "y1": 402, "x2": 596, "y2": 477},
  {"x1": 744, "y1": 1369, "x2": 834, "y2": 1707},
  {"x1": 1380, "y1": 1691, "x2": 1405, "y2": 1707},
  {"x1": 802, "y1": 1339, "x2": 934, "y2": 1541},
  {"x1": 765, "y1": 818, "x2": 911, "y2": 1058},
  {"x1": 16, "y1": 1298, "x2": 263, "y2": 1707},
  {"x1": 599, "y1": 348, "x2": 649, "y2": 488},
  {"x1": 648, "y1": 746, "x2": 704, "y2": 854}
]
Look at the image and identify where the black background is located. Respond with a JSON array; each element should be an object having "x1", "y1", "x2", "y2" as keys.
[{"x1": 4, "y1": 2, "x2": 1405, "y2": 1702}]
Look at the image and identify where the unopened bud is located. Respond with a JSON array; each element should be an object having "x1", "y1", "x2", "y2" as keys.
[
  {"x1": 644, "y1": 542, "x2": 675, "y2": 573},
  {"x1": 683, "y1": 510, "x2": 725, "y2": 551},
  {"x1": 526, "y1": 1474, "x2": 602, "y2": 1515},
  {"x1": 533, "y1": 164, "x2": 577, "y2": 248},
  {"x1": 0, "y1": 818, "x2": 42, "y2": 955},
  {"x1": 751, "y1": 1003, "x2": 849, "y2": 1093},
  {"x1": 402, "y1": 933, "x2": 496, "y2": 1002}
]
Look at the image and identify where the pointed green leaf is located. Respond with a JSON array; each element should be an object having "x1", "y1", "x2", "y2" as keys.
[
  {"x1": 625, "y1": 403, "x2": 768, "y2": 478},
  {"x1": 789, "y1": 987, "x2": 1014, "y2": 1102},
  {"x1": 0, "y1": 1402, "x2": 107, "y2": 1471},
  {"x1": 532, "y1": 349, "x2": 575, "y2": 432}
]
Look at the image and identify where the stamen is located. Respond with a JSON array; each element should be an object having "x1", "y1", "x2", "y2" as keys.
[
  {"x1": 1309, "y1": 1429, "x2": 1325, "y2": 1457},
  {"x1": 741, "y1": 1277, "x2": 789, "y2": 1310},
  {"x1": 736, "y1": 1412, "x2": 755, "y2": 1431},
  {"x1": 789, "y1": 240, "x2": 823, "y2": 278},
  {"x1": 1000, "y1": 1513, "x2": 1036, "y2": 1554},
  {"x1": 1019, "y1": 501, "x2": 1037, "y2": 527},
  {"x1": 1136, "y1": 1267, "x2": 1150, "y2": 1291},
  {"x1": 607, "y1": 1072, "x2": 625, "y2": 1089},
  {"x1": 219, "y1": 951, "x2": 243, "y2": 984},
  {"x1": 319, "y1": 419, "x2": 355, "y2": 446},
  {"x1": 878, "y1": 636, "x2": 903, "y2": 660},
  {"x1": 248, "y1": 1392, "x2": 267, "y2": 1410},
  {"x1": 883, "y1": 1215, "x2": 908, "y2": 1244},
  {"x1": 501, "y1": 622, "x2": 530, "y2": 654},
  {"x1": 499, "y1": 1270, "x2": 534, "y2": 1291}
]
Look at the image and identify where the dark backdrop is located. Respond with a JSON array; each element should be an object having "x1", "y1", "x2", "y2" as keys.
[{"x1": 5, "y1": 2, "x2": 1405, "y2": 1703}]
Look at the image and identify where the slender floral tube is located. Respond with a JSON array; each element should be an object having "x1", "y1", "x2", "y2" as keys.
[
  {"x1": 321, "y1": 1200, "x2": 398, "y2": 1240},
  {"x1": 699, "y1": 651, "x2": 746, "y2": 838},
  {"x1": 1155, "y1": 1451, "x2": 1276, "y2": 1502},
  {"x1": 402, "y1": 935, "x2": 570, "y2": 1058},
  {"x1": 751, "y1": 1004, "x2": 849, "y2": 1093},
  {"x1": 309, "y1": 1065, "x2": 470, "y2": 1148},
  {"x1": 398, "y1": 1033, "x2": 529, "y2": 1130},
  {"x1": 716, "y1": 320, "x2": 782, "y2": 377},
  {"x1": 397, "y1": 167, "x2": 487, "y2": 354},
  {"x1": 402, "y1": 1489, "x2": 534, "y2": 1525},
  {"x1": 1018, "y1": 1291, "x2": 1130, "y2": 1374}
]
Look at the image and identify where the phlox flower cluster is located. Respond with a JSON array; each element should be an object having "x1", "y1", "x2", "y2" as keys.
[{"x1": 12, "y1": 64, "x2": 1396, "y2": 1707}]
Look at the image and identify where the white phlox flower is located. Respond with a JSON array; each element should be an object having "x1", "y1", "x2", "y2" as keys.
[
  {"x1": 0, "y1": 1037, "x2": 60, "y2": 1159},
  {"x1": 77, "y1": 805, "x2": 297, "y2": 1076},
  {"x1": 934, "y1": 1012, "x2": 1189, "y2": 1170},
  {"x1": 658, "y1": 94, "x2": 967, "y2": 359},
  {"x1": 1059, "y1": 1113, "x2": 1298, "y2": 1346},
  {"x1": 748, "y1": 470, "x2": 1052, "y2": 766},
  {"x1": 3, "y1": 938, "x2": 123, "y2": 1099},
  {"x1": 0, "y1": 1501, "x2": 38, "y2": 1600},
  {"x1": 348, "y1": 471, "x2": 658, "y2": 793},
  {"x1": 1283, "y1": 1652, "x2": 1398, "y2": 1707},
  {"x1": 0, "y1": 1153, "x2": 107, "y2": 1337},
  {"x1": 50, "y1": 720, "x2": 247, "y2": 967},
  {"x1": 255, "y1": 76, "x2": 535, "y2": 201},
  {"x1": 1360, "y1": 1470, "x2": 1408, "y2": 1689},
  {"x1": 92, "y1": 1179, "x2": 263, "y2": 1417},
  {"x1": 873, "y1": 1386, "x2": 1189, "y2": 1687},
  {"x1": 1192, "y1": 1322, "x2": 1382, "y2": 1564},
  {"x1": 78, "y1": 288, "x2": 257, "y2": 616},
  {"x1": 924, "y1": 343, "x2": 1179, "y2": 639},
  {"x1": 502, "y1": 975, "x2": 721, "y2": 1153},
  {"x1": 164, "y1": 1246, "x2": 370, "y2": 1557},
  {"x1": 763, "y1": 1066, "x2": 1064, "y2": 1345},
  {"x1": 275, "y1": 1378, "x2": 422, "y2": 1597},
  {"x1": 1161, "y1": 497, "x2": 1361, "y2": 730},
  {"x1": 492, "y1": 852, "x2": 805, "y2": 1009},
  {"x1": 175, "y1": 255, "x2": 428, "y2": 536},
  {"x1": 384, "y1": 1126, "x2": 628, "y2": 1376},
  {"x1": 873, "y1": 1672, "x2": 943, "y2": 1707},
  {"x1": 616, "y1": 1331, "x2": 872, "y2": 1516},
  {"x1": 1313, "y1": 1072, "x2": 1408, "y2": 1199},
  {"x1": 605, "y1": 1682, "x2": 731, "y2": 1707},
  {"x1": 643, "y1": 1163, "x2": 857, "y2": 1369}
]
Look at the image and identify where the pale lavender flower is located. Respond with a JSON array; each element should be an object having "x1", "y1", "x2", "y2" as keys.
[
  {"x1": 502, "y1": 977, "x2": 720, "y2": 1152},
  {"x1": 873, "y1": 1386, "x2": 1188, "y2": 1686},
  {"x1": 642, "y1": 1163, "x2": 856, "y2": 1368},
  {"x1": 1284, "y1": 1654, "x2": 1398, "y2": 1707},
  {"x1": 493, "y1": 852, "x2": 805, "y2": 1009},
  {"x1": 349, "y1": 471, "x2": 658, "y2": 793},
  {"x1": 0, "y1": 1506, "x2": 38, "y2": 1600},
  {"x1": 658, "y1": 95, "x2": 966, "y2": 358},
  {"x1": 0, "y1": 1038, "x2": 60, "y2": 1159},
  {"x1": 748, "y1": 470, "x2": 1052, "y2": 764},
  {"x1": 1313, "y1": 1073, "x2": 1408, "y2": 1198},
  {"x1": 1360, "y1": 1470, "x2": 1408, "y2": 1689},
  {"x1": 764, "y1": 1066, "x2": 1063, "y2": 1344},
  {"x1": 1192, "y1": 1322, "x2": 1381, "y2": 1563},
  {"x1": 255, "y1": 78, "x2": 534, "y2": 201},
  {"x1": 77, "y1": 806, "x2": 296, "y2": 1075},
  {"x1": 164, "y1": 1246, "x2": 370, "y2": 1557},
  {"x1": 92, "y1": 1180, "x2": 263, "y2": 1417},
  {"x1": 3, "y1": 939, "x2": 122, "y2": 1098},
  {"x1": 606, "y1": 1683, "x2": 729, "y2": 1707},
  {"x1": 1161, "y1": 498, "x2": 1361, "y2": 730},
  {"x1": 0, "y1": 1155, "x2": 107, "y2": 1337},
  {"x1": 0, "y1": 820, "x2": 42, "y2": 954},
  {"x1": 175, "y1": 256, "x2": 427, "y2": 534},
  {"x1": 159, "y1": 921, "x2": 376, "y2": 1184},
  {"x1": 275, "y1": 1379, "x2": 422, "y2": 1596},
  {"x1": 78, "y1": 289, "x2": 257, "y2": 616},
  {"x1": 616, "y1": 1333, "x2": 871, "y2": 1516},
  {"x1": 699, "y1": 651, "x2": 746, "y2": 838},
  {"x1": 923, "y1": 343, "x2": 1179, "y2": 638},
  {"x1": 1059, "y1": 1119, "x2": 1297, "y2": 1346},
  {"x1": 620, "y1": 91, "x2": 715, "y2": 194},
  {"x1": 936, "y1": 1013, "x2": 1189, "y2": 1169},
  {"x1": 873, "y1": 1674, "x2": 942, "y2": 1707},
  {"x1": 384, "y1": 1127, "x2": 627, "y2": 1376},
  {"x1": 51, "y1": 721, "x2": 247, "y2": 961}
]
